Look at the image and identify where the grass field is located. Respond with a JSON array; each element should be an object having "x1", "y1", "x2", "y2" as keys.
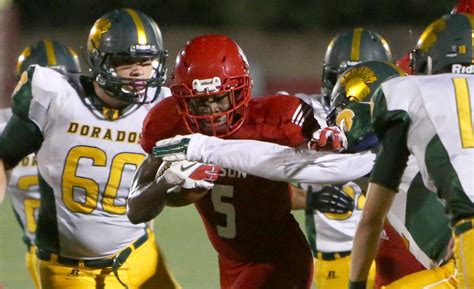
[{"x1": 0, "y1": 194, "x2": 309, "y2": 289}]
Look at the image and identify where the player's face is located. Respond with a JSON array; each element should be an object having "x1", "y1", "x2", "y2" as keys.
[
  {"x1": 189, "y1": 93, "x2": 231, "y2": 132},
  {"x1": 111, "y1": 56, "x2": 156, "y2": 94}
]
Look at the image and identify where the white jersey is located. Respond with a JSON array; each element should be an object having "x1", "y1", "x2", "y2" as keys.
[
  {"x1": 380, "y1": 74, "x2": 474, "y2": 206},
  {"x1": 301, "y1": 181, "x2": 365, "y2": 252},
  {"x1": 0, "y1": 108, "x2": 40, "y2": 246},
  {"x1": 294, "y1": 93, "x2": 365, "y2": 252},
  {"x1": 7, "y1": 154, "x2": 40, "y2": 246},
  {"x1": 11, "y1": 66, "x2": 170, "y2": 259},
  {"x1": 185, "y1": 134, "x2": 451, "y2": 262},
  {"x1": 294, "y1": 93, "x2": 329, "y2": 129},
  {"x1": 388, "y1": 156, "x2": 450, "y2": 268},
  {"x1": 187, "y1": 134, "x2": 375, "y2": 184},
  {"x1": 186, "y1": 134, "x2": 373, "y2": 253}
]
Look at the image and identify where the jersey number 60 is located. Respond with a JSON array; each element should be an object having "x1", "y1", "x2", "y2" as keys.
[{"x1": 62, "y1": 146, "x2": 145, "y2": 215}]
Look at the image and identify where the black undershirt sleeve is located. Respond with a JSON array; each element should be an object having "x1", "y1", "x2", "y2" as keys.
[
  {"x1": 370, "y1": 120, "x2": 410, "y2": 191},
  {"x1": 0, "y1": 114, "x2": 43, "y2": 169}
]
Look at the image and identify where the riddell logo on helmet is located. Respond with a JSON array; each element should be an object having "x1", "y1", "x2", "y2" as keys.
[
  {"x1": 452, "y1": 64, "x2": 474, "y2": 74},
  {"x1": 192, "y1": 77, "x2": 222, "y2": 92},
  {"x1": 130, "y1": 44, "x2": 157, "y2": 53}
]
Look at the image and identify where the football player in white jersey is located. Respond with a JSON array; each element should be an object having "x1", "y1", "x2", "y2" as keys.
[
  {"x1": 151, "y1": 62, "x2": 460, "y2": 289},
  {"x1": 0, "y1": 9, "x2": 180, "y2": 289},
  {"x1": 288, "y1": 28, "x2": 393, "y2": 289},
  {"x1": 1, "y1": 39, "x2": 82, "y2": 289},
  {"x1": 327, "y1": 60, "x2": 456, "y2": 289},
  {"x1": 347, "y1": 13, "x2": 474, "y2": 289}
]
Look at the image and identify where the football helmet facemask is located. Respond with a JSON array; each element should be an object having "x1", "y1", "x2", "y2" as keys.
[
  {"x1": 322, "y1": 28, "x2": 393, "y2": 98},
  {"x1": 16, "y1": 40, "x2": 81, "y2": 77},
  {"x1": 87, "y1": 8, "x2": 168, "y2": 105},
  {"x1": 171, "y1": 34, "x2": 252, "y2": 138},
  {"x1": 410, "y1": 13, "x2": 474, "y2": 75}
]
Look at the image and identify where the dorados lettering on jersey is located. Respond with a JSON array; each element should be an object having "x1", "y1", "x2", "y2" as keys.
[
  {"x1": 67, "y1": 122, "x2": 140, "y2": 144},
  {"x1": 19, "y1": 154, "x2": 37, "y2": 167}
]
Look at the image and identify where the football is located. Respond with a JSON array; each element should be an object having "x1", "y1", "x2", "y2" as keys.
[{"x1": 166, "y1": 187, "x2": 210, "y2": 207}]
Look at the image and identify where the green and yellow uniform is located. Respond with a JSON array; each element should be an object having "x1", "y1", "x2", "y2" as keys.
[{"x1": 371, "y1": 74, "x2": 474, "y2": 289}]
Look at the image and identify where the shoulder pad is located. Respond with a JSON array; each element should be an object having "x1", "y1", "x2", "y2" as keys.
[
  {"x1": 11, "y1": 66, "x2": 71, "y2": 129},
  {"x1": 140, "y1": 97, "x2": 186, "y2": 153},
  {"x1": 380, "y1": 76, "x2": 418, "y2": 113},
  {"x1": 0, "y1": 107, "x2": 12, "y2": 124},
  {"x1": 160, "y1": 86, "x2": 172, "y2": 98}
]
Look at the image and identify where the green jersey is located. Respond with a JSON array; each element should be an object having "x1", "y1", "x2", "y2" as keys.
[{"x1": 371, "y1": 74, "x2": 474, "y2": 225}]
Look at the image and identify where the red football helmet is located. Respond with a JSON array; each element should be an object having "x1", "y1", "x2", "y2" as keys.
[
  {"x1": 171, "y1": 34, "x2": 252, "y2": 137},
  {"x1": 395, "y1": 51, "x2": 413, "y2": 75},
  {"x1": 452, "y1": 0, "x2": 474, "y2": 15}
]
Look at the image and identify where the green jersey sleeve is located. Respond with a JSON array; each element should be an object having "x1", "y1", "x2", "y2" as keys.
[
  {"x1": 370, "y1": 88, "x2": 411, "y2": 191},
  {"x1": 0, "y1": 67, "x2": 43, "y2": 168}
]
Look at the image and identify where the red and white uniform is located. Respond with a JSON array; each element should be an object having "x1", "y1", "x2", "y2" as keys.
[{"x1": 141, "y1": 95, "x2": 315, "y2": 289}]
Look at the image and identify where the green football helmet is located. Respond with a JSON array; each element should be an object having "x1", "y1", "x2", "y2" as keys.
[
  {"x1": 411, "y1": 13, "x2": 474, "y2": 75},
  {"x1": 327, "y1": 61, "x2": 406, "y2": 152},
  {"x1": 322, "y1": 28, "x2": 393, "y2": 98},
  {"x1": 16, "y1": 40, "x2": 81, "y2": 76},
  {"x1": 87, "y1": 8, "x2": 168, "y2": 104}
]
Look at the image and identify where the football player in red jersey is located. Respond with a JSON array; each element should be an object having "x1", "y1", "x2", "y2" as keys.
[{"x1": 128, "y1": 34, "x2": 319, "y2": 289}]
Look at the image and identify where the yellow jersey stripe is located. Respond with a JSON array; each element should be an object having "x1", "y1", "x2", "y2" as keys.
[
  {"x1": 351, "y1": 28, "x2": 363, "y2": 61},
  {"x1": 44, "y1": 40, "x2": 57, "y2": 66},
  {"x1": 453, "y1": 78, "x2": 474, "y2": 148},
  {"x1": 125, "y1": 9, "x2": 147, "y2": 44}
]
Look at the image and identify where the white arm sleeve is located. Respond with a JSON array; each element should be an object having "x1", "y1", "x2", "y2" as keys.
[{"x1": 187, "y1": 134, "x2": 375, "y2": 184}]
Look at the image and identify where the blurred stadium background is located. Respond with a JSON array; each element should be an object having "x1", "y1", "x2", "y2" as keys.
[{"x1": 0, "y1": 0, "x2": 459, "y2": 288}]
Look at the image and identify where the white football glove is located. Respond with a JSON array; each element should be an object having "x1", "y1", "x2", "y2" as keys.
[
  {"x1": 157, "y1": 160, "x2": 221, "y2": 193},
  {"x1": 152, "y1": 135, "x2": 195, "y2": 161}
]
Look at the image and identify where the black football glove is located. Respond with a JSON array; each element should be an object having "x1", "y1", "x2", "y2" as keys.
[{"x1": 308, "y1": 185, "x2": 354, "y2": 214}]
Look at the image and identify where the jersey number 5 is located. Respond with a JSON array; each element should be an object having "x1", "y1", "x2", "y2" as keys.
[
  {"x1": 453, "y1": 78, "x2": 474, "y2": 148},
  {"x1": 211, "y1": 184, "x2": 236, "y2": 239},
  {"x1": 62, "y1": 146, "x2": 145, "y2": 215}
]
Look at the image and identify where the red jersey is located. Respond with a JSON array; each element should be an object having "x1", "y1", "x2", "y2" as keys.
[
  {"x1": 141, "y1": 95, "x2": 317, "y2": 262},
  {"x1": 375, "y1": 223, "x2": 425, "y2": 288}
]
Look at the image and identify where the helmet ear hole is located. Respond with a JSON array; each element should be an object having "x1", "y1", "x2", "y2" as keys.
[{"x1": 96, "y1": 74, "x2": 107, "y2": 86}]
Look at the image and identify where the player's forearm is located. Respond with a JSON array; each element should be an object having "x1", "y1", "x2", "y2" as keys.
[
  {"x1": 350, "y1": 182, "x2": 396, "y2": 282},
  {"x1": 127, "y1": 155, "x2": 170, "y2": 224},
  {"x1": 127, "y1": 175, "x2": 171, "y2": 224},
  {"x1": 290, "y1": 184, "x2": 308, "y2": 210},
  {"x1": 188, "y1": 134, "x2": 374, "y2": 184},
  {"x1": 349, "y1": 212, "x2": 384, "y2": 282}
]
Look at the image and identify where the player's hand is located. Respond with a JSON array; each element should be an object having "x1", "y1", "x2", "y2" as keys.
[
  {"x1": 309, "y1": 186, "x2": 354, "y2": 214},
  {"x1": 157, "y1": 160, "x2": 221, "y2": 192},
  {"x1": 152, "y1": 135, "x2": 195, "y2": 161},
  {"x1": 308, "y1": 125, "x2": 347, "y2": 152}
]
